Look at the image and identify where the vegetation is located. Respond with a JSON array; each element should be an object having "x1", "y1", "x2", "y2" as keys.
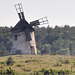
[
  {"x1": 6, "y1": 56, "x2": 14, "y2": 65},
  {"x1": 34, "y1": 68, "x2": 71, "y2": 75},
  {"x1": 35, "y1": 25, "x2": 75, "y2": 55},
  {"x1": 0, "y1": 26, "x2": 12, "y2": 56},
  {"x1": 0, "y1": 55, "x2": 75, "y2": 75},
  {"x1": 0, "y1": 25, "x2": 75, "y2": 56},
  {"x1": 0, "y1": 67, "x2": 16, "y2": 75}
]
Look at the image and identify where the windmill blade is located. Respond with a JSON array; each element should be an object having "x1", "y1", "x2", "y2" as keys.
[
  {"x1": 14, "y1": 3, "x2": 25, "y2": 20},
  {"x1": 30, "y1": 20, "x2": 40, "y2": 26},
  {"x1": 30, "y1": 17, "x2": 49, "y2": 26},
  {"x1": 21, "y1": 12, "x2": 25, "y2": 19}
]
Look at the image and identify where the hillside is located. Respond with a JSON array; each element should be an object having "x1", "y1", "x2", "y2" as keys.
[{"x1": 0, "y1": 55, "x2": 75, "y2": 75}]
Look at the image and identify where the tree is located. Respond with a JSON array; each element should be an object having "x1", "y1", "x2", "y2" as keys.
[
  {"x1": 41, "y1": 44, "x2": 51, "y2": 54},
  {"x1": 69, "y1": 41, "x2": 75, "y2": 55},
  {"x1": 0, "y1": 50, "x2": 9, "y2": 56},
  {"x1": 57, "y1": 48, "x2": 70, "y2": 55},
  {"x1": 51, "y1": 38, "x2": 64, "y2": 53}
]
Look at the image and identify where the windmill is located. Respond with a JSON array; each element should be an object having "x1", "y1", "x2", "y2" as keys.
[{"x1": 11, "y1": 3, "x2": 48, "y2": 54}]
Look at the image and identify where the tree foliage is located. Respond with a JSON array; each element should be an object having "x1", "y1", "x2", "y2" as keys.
[
  {"x1": 0, "y1": 25, "x2": 75, "y2": 56},
  {"x1": 0, "y1": 26, "x2": 12, "y2": 56},
  {"x1": 34, "y1": 25, "x2": 75, "y2": 55}
]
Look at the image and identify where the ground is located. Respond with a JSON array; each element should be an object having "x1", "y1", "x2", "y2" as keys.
[{"x1": 0, "y1": 55, "x2": 75, "y2": 75}]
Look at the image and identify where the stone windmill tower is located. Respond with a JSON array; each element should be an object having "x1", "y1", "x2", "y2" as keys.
[{"x1": 11, "y1": 3, "x2": 48, "y2": 55}]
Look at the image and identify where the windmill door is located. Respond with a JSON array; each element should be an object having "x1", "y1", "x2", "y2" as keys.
[{"x1": 31, "y1": 46, "x2": 35, "y2": 54}]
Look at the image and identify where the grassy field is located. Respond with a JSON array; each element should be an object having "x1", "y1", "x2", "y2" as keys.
[{"x1": 0, "y1": 55, "x2": 75, "y2": 75}]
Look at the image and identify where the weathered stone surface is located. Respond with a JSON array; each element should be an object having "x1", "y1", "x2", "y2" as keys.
[{"x1": 11, "y1": 32, "x2": 37, "y2": 54}]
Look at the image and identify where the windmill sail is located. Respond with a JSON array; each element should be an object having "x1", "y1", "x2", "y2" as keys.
[
  {"x1": 30, "y1": 17, "x2": 48, "y2": 26},
  {"x1": 18, "y1": 13, "x2": 21, "y2": 20},
  {"x1": 21, "y1": 12, "x2": 25, "y2": 19},
  {"x1": 15, "y1": 3, "x2": 25, "y2": 20},
  {"x1": 30, "y1": 20, "x2": 40, "y2": 26}
]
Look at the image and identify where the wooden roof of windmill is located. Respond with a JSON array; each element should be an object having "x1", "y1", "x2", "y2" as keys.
[{"x1": 11, "y1": 19, "x2": 35, "y2": 32}]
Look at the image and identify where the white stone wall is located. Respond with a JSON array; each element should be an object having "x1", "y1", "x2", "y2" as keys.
[
  {"x1": 30, "y1": 32, "x2": 37, "y2": 54},
  {"x1": 11, "y1": 31, "x2": 37, "y2": 54}
]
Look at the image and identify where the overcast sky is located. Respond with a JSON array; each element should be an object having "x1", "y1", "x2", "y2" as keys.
[{"x1": 0, "y1": 0, "x2": 75, "y2": 27}]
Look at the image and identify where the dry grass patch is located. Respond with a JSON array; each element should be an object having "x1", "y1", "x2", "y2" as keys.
[{"x1": 0, "y1": 55, "x2": 75, "y2": 75}]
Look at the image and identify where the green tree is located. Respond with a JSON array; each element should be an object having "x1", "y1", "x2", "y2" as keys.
[
  {"x1": 69, "y1": 41, "x2": 75, "y2": 55},
  {"x1": 52, "y1": 38, "x2": 64, "y2": 53},
  {"x1": 41, "y1": 44, "x2": 51, "y2": 54}
]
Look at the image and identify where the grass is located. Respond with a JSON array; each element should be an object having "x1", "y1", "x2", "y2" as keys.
[{"x1": 0, "y1": 55, "x2": 75, "y2": 75}]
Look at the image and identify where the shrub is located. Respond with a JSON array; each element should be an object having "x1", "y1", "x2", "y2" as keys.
[
  {"x1": 22, "y1": 68, "x2": 31, "y2": 72},
  {"x1": 33, "y1": 68, "x2": 71, "y2": 75},
  {"x1": 62, "y1": 60, "x2": 70, "y2": 64},
  {"x1": 6, "y1": 56, "x2": 14, "y2": 66},
  {"x1": 41, "y1": 68, "x2": 46, "y2": 72},
  {"x1": 25, "y1": 59, "x2": 39, "y2": 63},
  {"x1": 54, "y1": 63, "x2": 62, "y2": 67},
  {"x1": 6, "y1": 67, "x2": 16, "y2": 75},
  {"x1": 58, "y1": 70, "x2": 71, "y2": 75},
  {"x1": 16, "y1": 64, "x2": 22, "y2": 67},
  {"x1": 0, "y1": 69, "x2": 4, "y2": 74},
  {"x1": 0, "y1": 67, "x2": 16, "y2": 75},
  {"x1": 50, "y1": 69, "x2": 56, "y2": 75},
  {"x1": 37, "y1": 49, "x2": 41, "y2": 54},
  {"x1": 44, "y1": 70, "x2": 49, "y2": 75},
  {"x1": 0, "y1": 61, "x2": 5, "y2": 64},
  {"x1": 0, "y1": 66, "x2": 3, "y2": 68}
]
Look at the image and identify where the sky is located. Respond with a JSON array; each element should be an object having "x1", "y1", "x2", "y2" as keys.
[{"x1": 0, "y1": 0, "x2": 75, "y2": 28}]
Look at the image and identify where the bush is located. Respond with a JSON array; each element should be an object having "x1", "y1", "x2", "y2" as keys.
[
  {"x1": 0, "y1": 61, "x2": 5, "y2": 64},
  {"x1": 50, "y1": 69, "x2": 56, "y2": 75},
  {"x1": 62, "y1": 60, "x2": 70, "y2": 64},
  {"x1": 22, "y1": 68, "x2": 31, "y2": 72},
  {"x1": 54, "y1": 63, "x2": 62, "y2": 67},
  {"x1": 33, "y1": 68, "x2": 71, "y2": 75},
  {"x1": 6, "y1": 67, "x2": 16, "y2": 75},
  {"x1": 25, "y1": 59, "x2": 39, "y2": 63},
  {"x1": 58, "y1": 70, "x2": 71, "y2": 75},
  {"x1": 44, "y1": 70, "x2": 49, "y2": 75},
  {"x1": 41, "y1": 68, "x2": 46, "y2": 72},
  {"x1": 37, "y1": 49, "x2": 41, "y2": 54},
  {"x1": 0, "y1": 67, "x2": 16, "y2": 75},
  {"x1": 16, "y1": 64, "x2": 22, "y2": 67},
  {"x1": 6, "y1": 56, "x2": 14, "y2": 66}
]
